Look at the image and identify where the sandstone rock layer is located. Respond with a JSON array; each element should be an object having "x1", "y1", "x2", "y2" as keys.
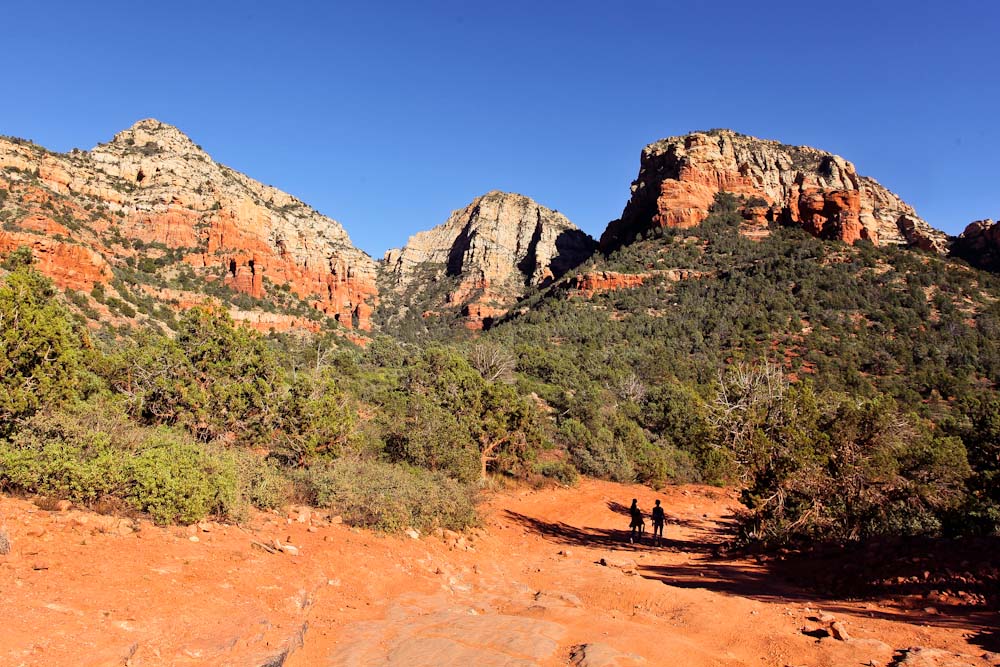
[
  {"x1": 383, "y1": 191, "x2": 596, "y2": 329},
  {"x1": 0, "y1": 120, "x2": 376, "y2": 331},
  {"x1": 601, "y1": 130, "x2": 947, "y2": 252}
]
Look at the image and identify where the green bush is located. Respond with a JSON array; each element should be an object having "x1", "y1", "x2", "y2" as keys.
[
  {"x1": 0, "y1": 252, "x2": 93, "y2": 430},
  {"x1": 292, "y1": 458, "x2": 476, "y2": 532},
  {"x1": 231, "y1": 450, "x2": 292, "y2": 511},
  {"x1": 128, "y1": 435, "x2": 238, "y2": 524},
  {"x1": 0, "y1": 402, "x2": 242, "y2": 524},
  {"x1": 533, "y1": 460, "x2": 580, "y2": 486}
]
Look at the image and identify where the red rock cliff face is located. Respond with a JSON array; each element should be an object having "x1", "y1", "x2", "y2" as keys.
[
  {"x1": 0, "y1": 227, "x2": 113, "y2": 291},
  {"x1": 568, "y1": 269, "x2": 706, "y2": 298},
  {"x1": 0, "y1": 120, "x2": 377, "y2": 331},
  {"x1": 601, "y1": 130, "x2": 946, "y2": 252}
]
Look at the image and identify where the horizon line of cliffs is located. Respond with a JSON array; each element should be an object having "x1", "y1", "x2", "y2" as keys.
[{"x1": 0, "y1": 119, "x2": 994, "y2": 333}]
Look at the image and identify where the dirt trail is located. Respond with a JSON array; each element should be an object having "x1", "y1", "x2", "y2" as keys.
[{"x1": 1, "y1": 480, "x2": 996, "y2": 666}]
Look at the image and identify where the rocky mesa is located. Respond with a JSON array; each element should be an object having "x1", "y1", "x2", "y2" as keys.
[
  {"x1": 600, "y1": 129, "x2": 948, "y2": 252},
  {"x1": 381, "y1": 190, "x2": 596, "y2": 329},
  {"x1": 0, "y1": 119, "x2": 377, "y2": 331}
]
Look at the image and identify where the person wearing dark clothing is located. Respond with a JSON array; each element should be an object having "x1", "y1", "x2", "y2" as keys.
[
  {"x1": 651, "y1": 499, "x2": 665, "y2": 546},
  {"x1": 628, "y1": 498, "x2": 644, "y2": 544}
]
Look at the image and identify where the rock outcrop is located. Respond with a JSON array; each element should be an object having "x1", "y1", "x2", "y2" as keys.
[
  {"x1": 951, "y1": 218, "x2": 1000, "y2": 271},
  {"x1": 0, "y1": 119, "x2": 377, "y2": 331},
  {"x1": 601, "y1": 130, "x2": 948, "y2": 252},
  {"x1": 568, "y1": 269, "x2": 704, "y2": 298},
  {"x1": 382, "y1": 191, "x2": 596, "y2": 329},
  {"x1": 0, "y1": 226, "x2": 113, "y2": 291}
]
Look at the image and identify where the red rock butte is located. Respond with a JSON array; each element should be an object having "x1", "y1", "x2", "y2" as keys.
[{"x1": 601, "y1": 130, "x2": 948, "y2": 252}]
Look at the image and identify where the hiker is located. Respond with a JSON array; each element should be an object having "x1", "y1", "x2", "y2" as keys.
[
  {"x1": 651, "y1": 499, "x2": 665, "y2": 546},
  {"x1": 628, "y1": 498, "x2": 644, "y2": 544}
]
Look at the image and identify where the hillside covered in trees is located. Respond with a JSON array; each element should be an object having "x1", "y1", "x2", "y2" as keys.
[{"x1": 3, "y1": 190, "x2": 999, "y2": 548}]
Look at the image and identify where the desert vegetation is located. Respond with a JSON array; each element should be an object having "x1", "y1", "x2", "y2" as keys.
[{"x1": 2, "y1": 194, "x2": 999, "y2": 547}]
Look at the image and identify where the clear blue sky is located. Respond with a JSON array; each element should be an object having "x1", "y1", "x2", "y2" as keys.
[{"x1": 3, "y1": 1, "x2": 997, "y2": 256}]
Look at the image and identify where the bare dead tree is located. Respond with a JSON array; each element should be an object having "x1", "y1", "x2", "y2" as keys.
[
  {"x1": 470, "y1": 343, "x2": 516, "y2": 383},
  {"x1": 708, "y1": 360, "x2": 789, "y2": 482},
  {"x1": 614, "y1": 372, "x2": 648, "y2": 404}
]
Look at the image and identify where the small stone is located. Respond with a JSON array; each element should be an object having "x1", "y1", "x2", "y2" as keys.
[
  {"x1": 404, "y1": 528, "x2": 420, "y2": 540},
  {"x1": 830, "y1": 621, "x2": 851, "y2": 641},
  {"x1": 54, "y1": 500, "x2": 72, "y2": 512},
  {"x1": 307, "y1": 526, "x2": 318, "y2": 533},
  {"x1": 197, "y1": 522, "x2": 211, "y2": 533},
  {"x1": 297, "y1": 509, "x2": 310, "y2": 523},
  {"x1": 923, "y1": 606, "x2": 938, "y2": 615},
  {"x1": 329, "y1": 515, "x2": 343, "y2": 525},
  {"x1": 281, "y1": 544, "x2": 300, "y2": 556},
  {"x1": 188, "y1": 535, "x2": 200, "y2": 543}
]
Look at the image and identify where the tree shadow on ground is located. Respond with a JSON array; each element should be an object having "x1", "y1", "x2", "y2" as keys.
[
  {"x1": 605, "y1": 501, "x2": 709, "y2": 531},
  {"x1": 505, "y1": 507, "x2": 999, "y2": 640},
  {"x1": 968, "y1": 628, "x2": 1000, "y2": 653},
  {"x1": 503, "y1": 510, "x2": 715, "y2": 554}
]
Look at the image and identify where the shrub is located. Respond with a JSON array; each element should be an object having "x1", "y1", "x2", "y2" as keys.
[
  {"x1": 292, "y1": 458, "x2": 476, "y2": 532},
  {"x1": 0, "y1": 401, "x2": 242, "y2": 524},
  {"x1": 533, "y1": 460, "x2": 580, "y2": 486},
  {"x1": 129, "y1": 436, "x2": 239, "y2": 524},
  {"x1": 231, "y1": 450, "x2": 292, "y2": 511},
  {"x1": 0, "y1": 253, "x2": 93, "y2": 430}
]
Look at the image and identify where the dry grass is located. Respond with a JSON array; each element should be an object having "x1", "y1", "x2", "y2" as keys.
[{"x1": 0, "y1": 526, "x2": 11, "y2": 555}]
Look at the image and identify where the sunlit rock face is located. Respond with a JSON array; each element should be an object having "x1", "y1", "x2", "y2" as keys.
[
  {"x1": 383, "y1": 190, "x2": 596, "y2": 329},
  {"x1": 601, "y1": 129, "x2": 947, "y2": 252},
  {"x1": 0, "y1": 119, "x2": 377, "y2": 330}
]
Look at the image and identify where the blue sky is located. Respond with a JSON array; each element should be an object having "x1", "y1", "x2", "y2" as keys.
[{"x1": 3, "y1": 1, "x2": 997, "y2": 256}]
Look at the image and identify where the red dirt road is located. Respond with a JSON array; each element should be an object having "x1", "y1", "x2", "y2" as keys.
[{"x1": 1, "y1": 480, "x2": 996, "y2": 666}]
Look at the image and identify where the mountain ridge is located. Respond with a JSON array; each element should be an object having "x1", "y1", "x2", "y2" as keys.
[{"x1": 1, "y1": 119, "x2": 996, "y2": 338}]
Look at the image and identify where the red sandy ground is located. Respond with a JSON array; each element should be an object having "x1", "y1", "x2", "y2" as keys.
[{"x1": 0, "y1": 480, "x2": 996, "y2": 666}]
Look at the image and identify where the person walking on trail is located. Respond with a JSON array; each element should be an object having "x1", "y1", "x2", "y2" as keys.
[
  {"x1": 628, "y1": 498, "x2": 644, "y2": 544},
  {"x1": 651, "y1": 499, "x2": 665, "y2": 546}
]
